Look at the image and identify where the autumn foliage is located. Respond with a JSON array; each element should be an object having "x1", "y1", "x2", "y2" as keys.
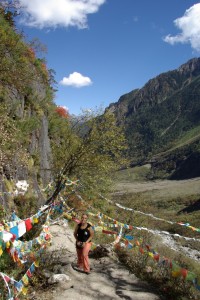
[
  {"x1": 55, "y1": 106, "x2": 69, "y2": 118},
  {"x1": 27, "y1": 47, "x2": 36, "y2": 62}
]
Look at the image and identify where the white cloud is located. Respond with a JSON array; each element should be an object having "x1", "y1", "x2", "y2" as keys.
[
  {"x1": 58, "y1": 105, "x2": 69, "y2": 112},
  {"x1": 62, "y1": 105, "x2": 69, "y2": 111},
  {"x1": 163, "y1": 3, "x2": 200, "y2": 52},
  {"x1": 19, "y1": 0, "x2": 106, "y2": 29},
  {"x1": 60, "y1": 72, "x2": 92, "y2": 87}
]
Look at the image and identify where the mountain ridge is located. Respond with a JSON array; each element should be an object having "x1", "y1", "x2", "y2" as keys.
[{"x1": 106, "y1": 57, "x2": 200, "y2": 179}]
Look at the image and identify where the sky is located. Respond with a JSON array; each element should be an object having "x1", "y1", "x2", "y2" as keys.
[{"x1": 14, "y1": 0, "x2": 200, "y2": 115}]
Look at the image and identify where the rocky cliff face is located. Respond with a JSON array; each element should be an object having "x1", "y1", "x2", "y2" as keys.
[
  {"x1": 0, "y1": 84, "x2": 53, "y2": 208},
  {"x1": 2, "y1": 80, "x2": 52, "y2": 185},
  {"x1": 0, "y1": 12, "x2": 54, "y2": 188},
  {"x1": 39, "y1": 115, "x2": 52, "y2": 185}
]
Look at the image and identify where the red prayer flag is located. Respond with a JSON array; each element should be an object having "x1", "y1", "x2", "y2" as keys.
[
  {"x1": 4, "y1": 275, "x2": 10, "y2": 283},
  {"x1": 25, "y1": 219, "x2": 32, "y2": 231},
  {"x1": 139, "y1": 247, "x2": 144, "y2": 254},
  {"x1": 181, "y1": 268, "x2": 188, "y2": 279}
]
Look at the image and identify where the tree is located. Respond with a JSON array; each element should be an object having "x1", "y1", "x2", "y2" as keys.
[
  {"x1": 0, "y1": 1, "x2": 21, "y2": 13},
  {"x1": 0, "y1": 0, "x2": 21, "y2": 27},
  {"x1": 46, "y1": 109, "x2": 127, "y2": 204},
  {"x1": 0, "y1": 13, "x2": 35, "y2": 94}
]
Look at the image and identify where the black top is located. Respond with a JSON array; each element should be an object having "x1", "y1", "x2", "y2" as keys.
[{"x1": 77, "y1": 223, "x2": 91, "y2": 242}]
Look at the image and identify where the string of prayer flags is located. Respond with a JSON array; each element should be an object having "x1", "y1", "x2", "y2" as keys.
[
  {"x1": 89, "y1": 211, "x2": 134, "y2": 230},
  {"x1": 119, "y1": 232, "x2": 200, "y2": 292},
  {"x1": 11, "y1": 212, "x2": 21, "y2": 222},
  {"x1": 21, "y1": 274, "x2": 29, "y2": 286},
  {"x1": 9, "y1": 226, "x2": 19, "y2": 239},
  {"x1": 115, "y1": 202, "x2": 200, "y2": 233},
  {"x1": 8, "y1": 225, "x2": 51, "y2": 265},
  {"x1": 113, "y1": 226, "x2": 123, "y2": 245},
  {"x1": 177, "y1": 222, "x2": 200, "y2": 233},
  {"x1": 40, "y1": 197, "x2": 200, "y2": 295},
  {"x1": 116, "y1": 203, "x2": 134, "y2": 211},
  {"x1": 42, "y1": 177, "x2": 79, "y2": 194},
  {"x1": 193, "y1": 278, "x2": 200, "y2": 291},
  {"x1": 0, "y1": 179, "x2": 79, "y2": 299},
  {"x1": 0, "y1": 208, "x2": 49, "y2": 256},
  {"x1": 65, "y1": 179, "x2": 79, "y2": 186},
  {"x1": 0, "y1": 273, "x2": 13, "y2": 299},
  {"x1": 91, "y1": 209, "x2": 200, "y2": 243},
  {"x1": 21, "y1": 286, "x2": 28, "y2": 296},
  {"x1": 25, "y1": 218, "x2": 32, "y2": 231},
  {"x1": 93, "y1": 226, "x2": 102, "y2": 232},
  {"x1": 53, "y1": 203, "x2": 64, "y2": 214},
  {"x1": 63, "y1": 212, "x2": 73, "y2": 220},
  {"x1": 71, "y1": 217, "x2": 80, "y2": 223},
  {"x1": 13, "y1": 261, "x2": 38, "y2": 297},
  {"x1": 63, "y1": 196, "x2": 200, "y2": 295},
  {"x1": 102, "y1": 229, "x2": 118, "y2": 235},
  {"x1": 97, "y1": 219, "x2": 119, "y2": 228},
  {"x1": 1, "y1": 231, "x2": 14, "y2": 243}
]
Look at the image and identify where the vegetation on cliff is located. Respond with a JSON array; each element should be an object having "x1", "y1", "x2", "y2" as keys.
[{"x1": 0, "y1": 6, "x2": 126, "y2": 205}]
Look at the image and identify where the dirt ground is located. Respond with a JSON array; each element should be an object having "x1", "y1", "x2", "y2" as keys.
[{"x1": 34, "y1": 222, "x2": 162, "y2": 300}]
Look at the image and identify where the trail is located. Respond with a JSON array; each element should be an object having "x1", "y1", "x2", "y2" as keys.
[{"x1": 34, "y1": 221, "x2": 162, "y2": 300}]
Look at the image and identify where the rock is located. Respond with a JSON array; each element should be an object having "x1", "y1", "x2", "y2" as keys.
[
  {"x1": 53, "y1": 265, "x2": 62, "y2": 273},
  {"x1": 29, "y1": 291, "x2": 36, "y2": 299},
  {"x1": 57, "y1": 281, "x2": 74, "y2": 291},
  {"x1": 48, "y1": 274, "x2": 71, "y2": 284}
]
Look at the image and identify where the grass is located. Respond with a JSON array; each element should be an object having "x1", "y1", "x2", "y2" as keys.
[
  {"x1": 150, "y1": 127, "x2": 200, "y2": 160},
  {"x1": 172, "y1": 125, "x2": 200, "y2": 148},
  {"x1": 113, "y1": 164, "x2": 152, "y2": 182}
]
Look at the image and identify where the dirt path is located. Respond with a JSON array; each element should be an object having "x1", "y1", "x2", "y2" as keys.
[{"x1": 35, "y1": 222, "x2": 162, "y2": 300}]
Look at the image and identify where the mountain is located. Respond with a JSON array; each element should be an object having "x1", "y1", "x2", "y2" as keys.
[{"x1": 107, "y1": 58, "x2": 200, "y2": 179}]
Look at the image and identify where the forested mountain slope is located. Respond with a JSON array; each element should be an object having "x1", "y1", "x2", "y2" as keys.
[{"x1": 107, "y1": 58, "x2": 200, "y2": 179}]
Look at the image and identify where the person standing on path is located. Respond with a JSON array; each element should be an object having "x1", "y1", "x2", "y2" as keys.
[{"x1": 73, "y1": 213, "x2": 94, "y2": 274}]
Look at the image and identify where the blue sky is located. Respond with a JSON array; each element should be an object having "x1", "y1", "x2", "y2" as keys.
[{"x1": 15, "y1": 0, "x2": 200, "y2": 115}]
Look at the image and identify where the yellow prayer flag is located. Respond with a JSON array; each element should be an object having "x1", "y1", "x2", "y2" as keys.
[
  {"x1": 188, "y1": 226, "x2": 196, "y2": 231},
  {"x1": 22, "y1": 286, "x2": 28, "y2": 295},
  {"x1": 6, "y1": 241, "x2": 10, "y2": 248},
  {"x1": 148, "y1": 252, "x2": 154, "y2": 258},
  {"x1": 172, "y1": 271, "x2": 181, "y2": 277},
  {"x1": 33, "y1": 217, "x2": 38, "y2": 223},
  {"x1": 94, "y1": 226, "x2": 103, "y2": 232},
  {"x1": 22, "y1": 275, "x2": 29, "y2": 286},
  {"x1": 34, "y1": 260, "x2": 39, "y2": 267},
  {"x1": 63, "y1": 213, "x2": 72, "y2": 220}
]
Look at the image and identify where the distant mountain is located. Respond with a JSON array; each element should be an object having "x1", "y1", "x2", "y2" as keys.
[{"x1": 107, "y1": 58, "x2": 200, "y2": 179}]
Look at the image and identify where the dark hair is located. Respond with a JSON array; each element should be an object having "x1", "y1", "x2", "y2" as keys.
[{"x1": 81, "y1": 213, "x2": 88, "y2": 218}]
